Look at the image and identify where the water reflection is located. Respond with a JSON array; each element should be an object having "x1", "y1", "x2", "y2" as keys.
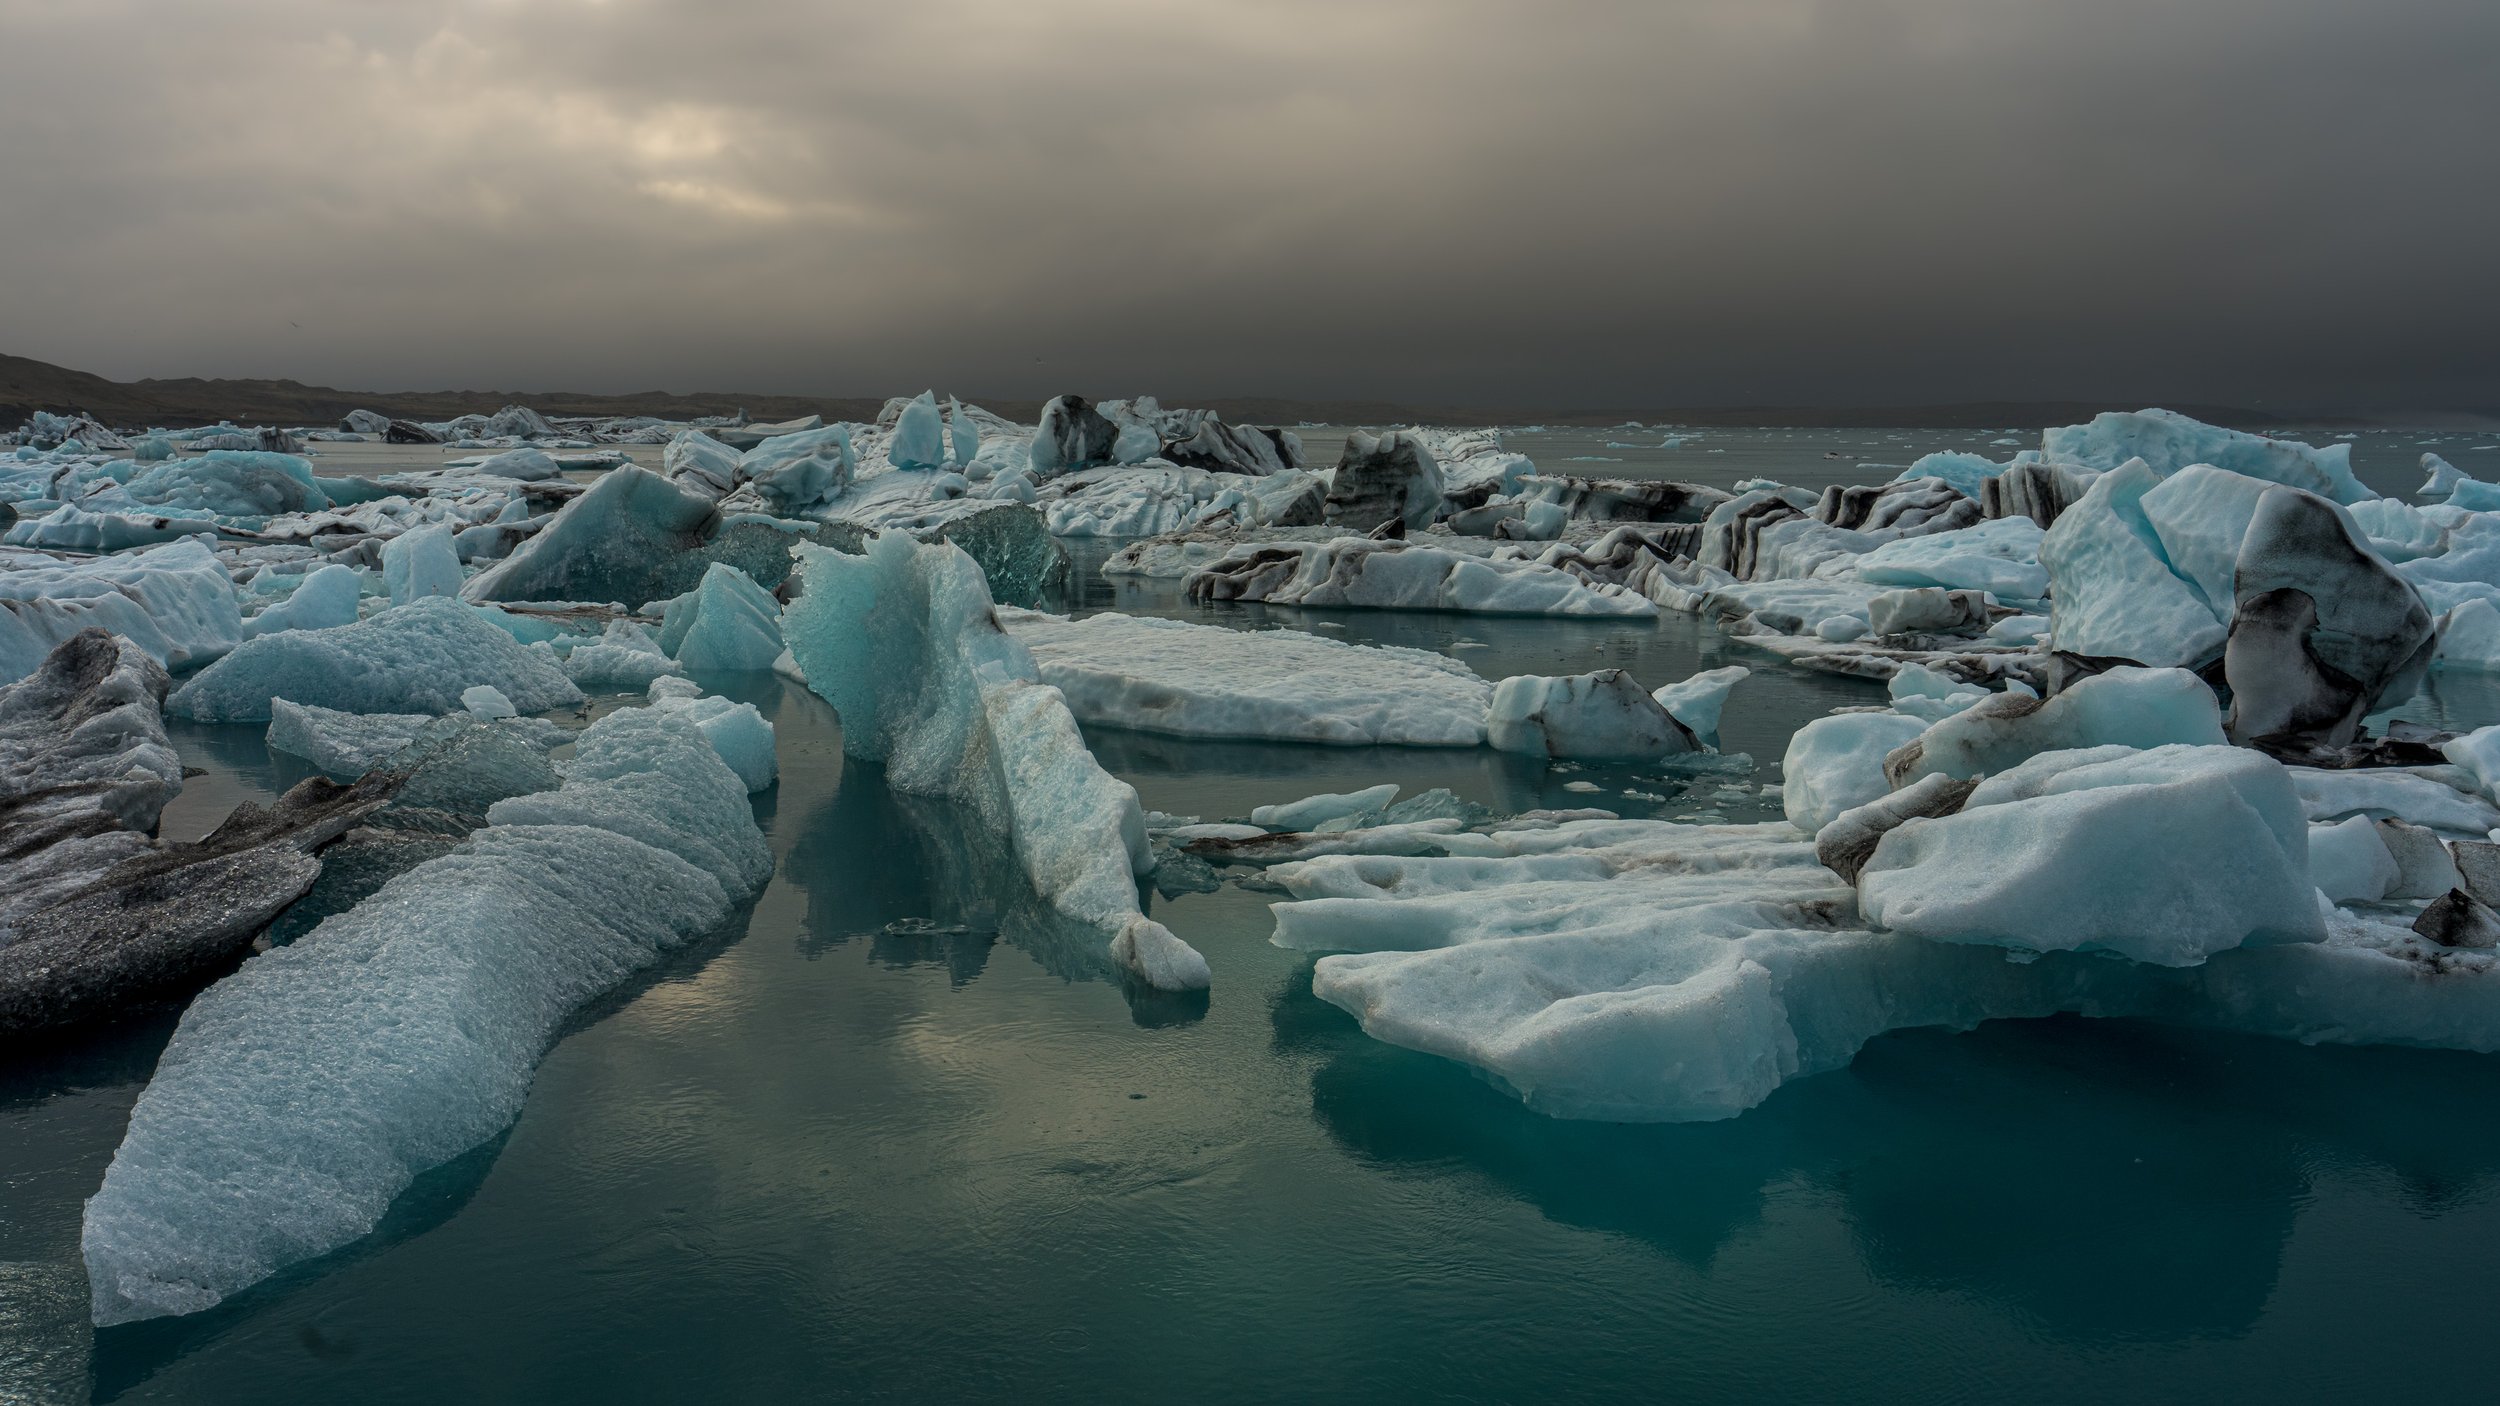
[
  {"x1": 772, "y1": 750, "x2": 1208, "y2": 1027},
  {"x1": 1285, "y1": 965, "x2": 2500, "y2": 1347}
]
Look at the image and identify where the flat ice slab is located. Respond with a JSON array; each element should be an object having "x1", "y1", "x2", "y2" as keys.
[{"x1": 999, "y1": 608, "x2": 1493, "y2": 746}]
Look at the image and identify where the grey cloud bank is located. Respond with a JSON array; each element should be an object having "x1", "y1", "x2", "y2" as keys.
[{"x1": 1, "y1": 0, "x2": 2492, "y2": 413}]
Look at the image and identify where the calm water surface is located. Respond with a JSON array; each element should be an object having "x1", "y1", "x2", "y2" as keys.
[{"x1": 7, "y1": 427, "x2": 2500, "y2": 1403}]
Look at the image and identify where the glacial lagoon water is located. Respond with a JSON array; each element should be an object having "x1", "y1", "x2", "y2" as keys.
[{"x1": 9, "y1": 426, "x2": 2500, "y2": 1402}]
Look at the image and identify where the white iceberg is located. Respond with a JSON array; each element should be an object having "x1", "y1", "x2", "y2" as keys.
[
  {"x1": 1858, "y1": 743, "x2": 2323, "y2": 965},
  {"x1": 1487, "y1": 669, "x2": 1698, "y2": 759},
  {"x1": 999, "y1": 609, "x2": 1493, "y2": 747}
]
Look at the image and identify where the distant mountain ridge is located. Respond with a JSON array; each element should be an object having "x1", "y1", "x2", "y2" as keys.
[{"x1": 0, "y1": 351, "x2": 2370, "y2": 433}]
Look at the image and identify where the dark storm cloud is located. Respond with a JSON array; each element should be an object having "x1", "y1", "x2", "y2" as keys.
[{"x1": 1, "y1": 0, "x2": 2492, "y2": 411}]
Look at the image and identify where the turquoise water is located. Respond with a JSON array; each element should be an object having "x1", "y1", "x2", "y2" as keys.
[{"x1": 8, "y1": 427, "x2": 2500, "y2": 1402}]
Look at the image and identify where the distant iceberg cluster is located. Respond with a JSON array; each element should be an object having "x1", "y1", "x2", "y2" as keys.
[{"x1": 14, "y1": 386, "x2": 2500, "y2": 1323}]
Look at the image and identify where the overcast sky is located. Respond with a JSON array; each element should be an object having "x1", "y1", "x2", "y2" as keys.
[{"x1": 3, "y1": 0, "x2": 2492, "y2": 411}]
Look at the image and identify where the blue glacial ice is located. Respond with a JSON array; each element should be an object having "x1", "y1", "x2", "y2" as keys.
[
  {"x1": 0, "y1": 538, "x2": 242, "y2": 683},
  {"x1": 381, "y1": 521, "x2": 463, "y2": 604},
  {"x1": 782, "y1": 532, "x2": 1208, "y2": 990},
  {"x1": 81, "y1": 703, "x2": 770, "y2": 1325},
  {"x1": 559, "y1": 621, "x2": 686, "y2": 693},
  {"x1": 243, "y1": 563, "x2": 364, "y2": 638},
  {"x1": 2041, "y1": 408, "x2": 2373, "y2": 504},
  {"x1": 887, "y1": 392, "x2": 946, "y2": 471},
  {"x1": 170, "y1": 596, "x2": 584, "y2": 721},
  {"x1": 658, "y1": 563, "x2": 785, "y2": 673},
  {"x1": 122, "y1": 450, "x2": 331, "y2": 517},
  {"x1": 1186, "y1": 536, "x2": 1657, "y2": 617}
]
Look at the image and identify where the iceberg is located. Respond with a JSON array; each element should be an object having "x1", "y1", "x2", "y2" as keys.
[
  {"x1": 657, "y1": 563, "x2": 786, "y2": 673},
  {"x1": 781, "y1": 533, "x2": 1208, "y2": 990},
  {"x1": 0, "y1": 538, "x2": 243, "y2": 683},
  {"x1": 266, "y1": 699, "x2": 435, "y2": 778},
  {"x1": 1650, "y1": 665, "x2": 1749, "y2": 740},
  {"x1": 2221, "y1": 485, "x2": 2432, "y2": 752},
  {"x1": 559, "y1": 622, "x2": 685, "y2": 693},
  {"x1": 381, "y1": 521, "x2": 463, "y2": 604},
  {"x1": 170, "y1": 596, "x2": 585, "y2": 722},
  {"x1": 661, "y1": 429, "x2": 745, "y2": 497},
  {"x1": 1186, "y1": 537, "x2": 1656, "y2": 617},
  {"x1": 123, "y1": 451, "x2": 329, "y2": 517},
  {"x1": 1323, "y1": 431, "x2": 1445, "y2": 533},
  {"x1": 1858, "y1": 744, "x2": 2324, "y2": 965},
  {"x1": 887, "y1": 392, "x2": 946, "y2": 470},
  {"x1": 461, "y1": 466, "x2": 740, "y2": 609},
  {"x1": 0, "y1": 632, "x2": 397, "y2": 1040},
  {"x1": 1027, "y1": 395, "x2": 1119, "y2": 478},
  {"x1": 1251, "y1": 784, "x2": 1403, "y2": 832},
  {"x1": 2041, "y1": 409, "x2": 2372, "y2": 505},
  {"x1": 1881, "y1": 666, "x2": 2226, "y2": 787},
  {"x1": 649, "y1": 691, "x2": 777, "y2": 792},
  {"x1": 999, "y1": 608, "x2": 1494, "y2": 747},
  {"x1": 1277, "y1": 807, "x2": 2500, "y2": 1123},
  {"x1": 739, "y1": 425, "x2": 857, "y2": 514},
  {"x1": 2039, "y1": 460, "x2": 2229, "y2": 670},
  {"x1": 80, "y1": 704, "x2": 771, "y2": 1325},
  {"x1": 244, "y1": 564, "x2": 364, "y2": 638},
  {"x1": 1851, "y1": 516, "x2": 2048, "y2": 599},
  {"x1": 1781, "y1": 711, "x2": 1932, "y2": 832},
  {"x1": 1487, "y1": 670, "x2": 1699, "y2": 760}
]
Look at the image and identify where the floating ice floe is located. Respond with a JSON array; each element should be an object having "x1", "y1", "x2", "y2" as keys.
[
  {"x1": 782, "y1": 532, "x2": 1208, "y2": 990},
  {"x1": 1487, "y1": 669, "x2": 1699, "y2": 759},
  {"x1": 999, "y1": 608, "x2": 1494, "y2": 746},
  {"x1": 81, "y1": 702, "x2": 771, "y2": 1325},
  {"x1": 1186, "y1": 536, "x2": 1657, "y2": 617}
]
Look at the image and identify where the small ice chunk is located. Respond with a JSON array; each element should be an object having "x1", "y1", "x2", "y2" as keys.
[
  {"x1": 657, "y1": 563, "x2": 787, "y2": 674},
  {"x1": 650, "y1": 692, "x2": 777, "y2": 791},
  {"x1": 244, "y1": 564, "x2": 363, "y2": 638},
  {"x1": 265, "y1": 700, "x2": 433, "y2": 778},
  {"x1": 462, "y1": 685, "x2": 517, "y2": 719},
  {"x1": 1650, "y1": 665, "x2": 1748, "y2": 739},
  {"x1": 1488, "y1": 670, "x2": 1698, "y2": 760},
  {"x1": 888, "y1": 391, "x2": 946, "y2": 471},
  {"x1": 2308, "y1": 816, "x2": 2398, "y2": 904},
  {"x1": 1253, "y1": 784, "x2": 1401, "y2": 832},
  {"x1": 1781, "y1": 711, "x2": 1929, "y2": 832},
  {"x1": 1885, "y1": 666, "x2": 2225, "y2": 788},
  {"x1": 381, "y1": 521, "x2": 463, "y2": 604},
  {"x1": 1109, "y1": 916, "x2": 1213, "y2": 990}
]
